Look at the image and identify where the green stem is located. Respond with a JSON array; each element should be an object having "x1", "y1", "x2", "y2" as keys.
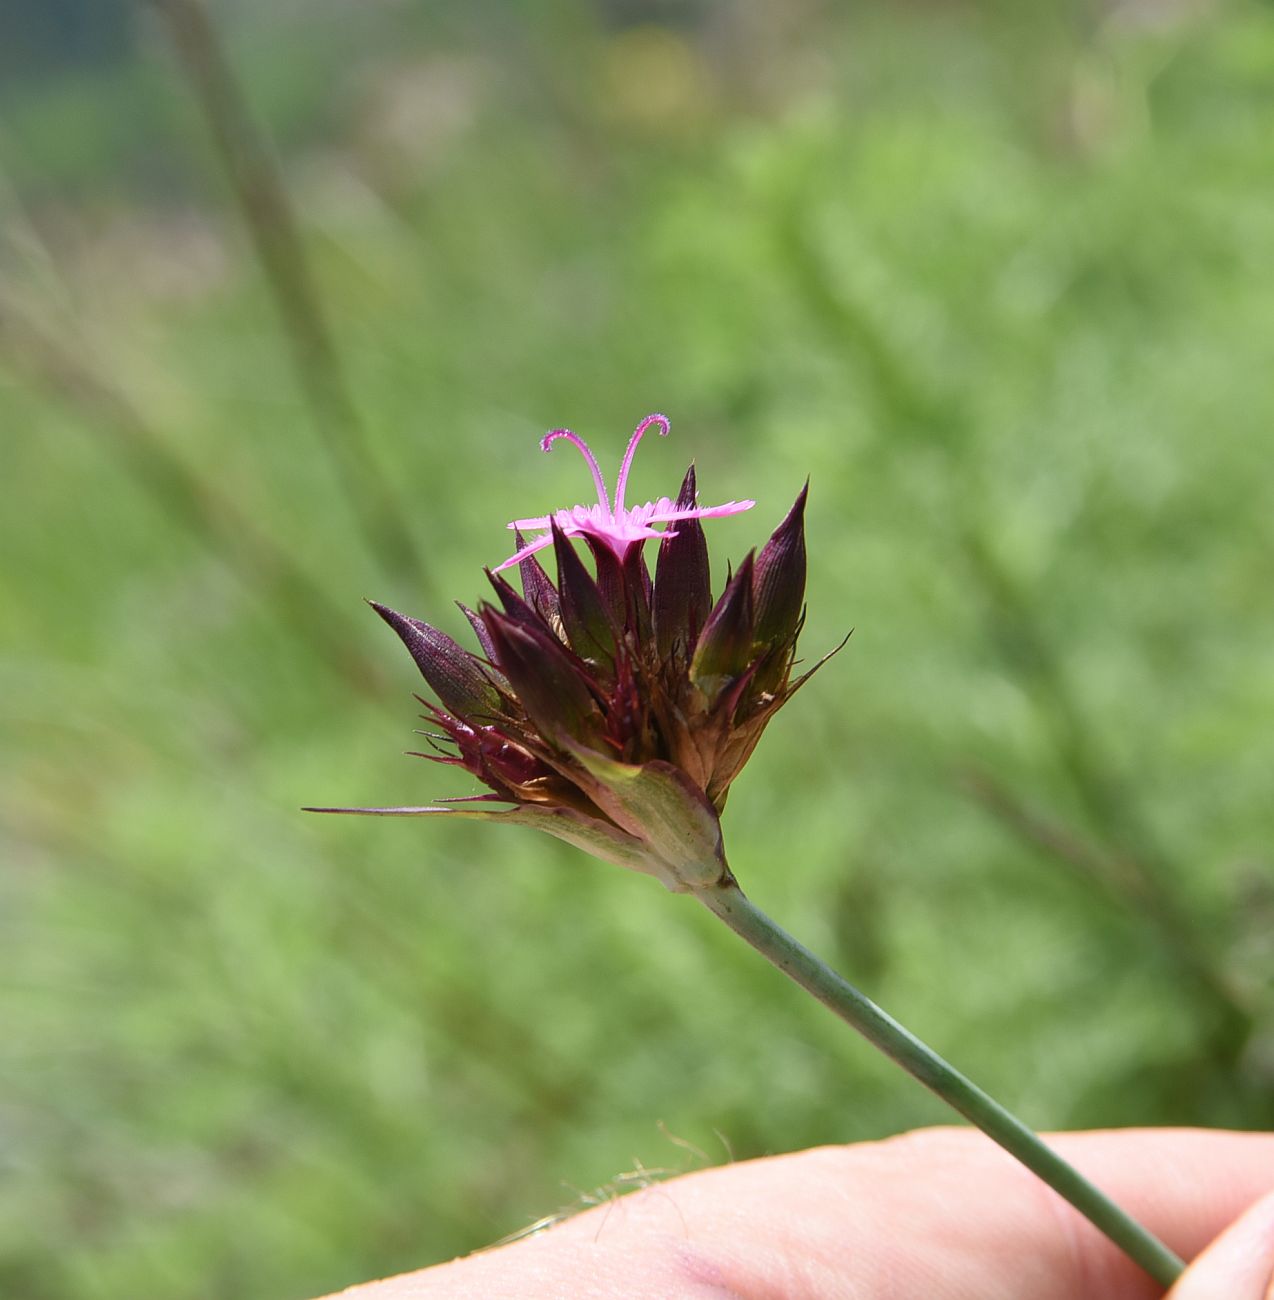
[{"x1": 696, "y1": 879, "x2": 1185, "y2": 1291}]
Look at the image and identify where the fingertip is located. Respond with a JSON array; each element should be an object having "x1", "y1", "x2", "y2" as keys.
[{"x1": 1170, "y1": 1188, "x2": 1274, "y2": 1300}]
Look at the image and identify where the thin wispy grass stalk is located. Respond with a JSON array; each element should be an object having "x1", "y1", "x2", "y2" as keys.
[
  {"x1": 149, "y1": 0, "x2": 428, "y2": 590},
  {"x1": 0, "y1": 296, "x2": 378, "y2": 693},
  {"x1": 964, "y1": 766, "x2": 1257, "y2": 1067}
]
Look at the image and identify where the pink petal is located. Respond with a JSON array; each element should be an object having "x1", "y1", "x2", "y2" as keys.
[
  {"x1": 492, "y1": 531, "x2": 556, "y2": 573},
  {"x1": 644, "y1": 498, "x2": 756, "y2": 523}
]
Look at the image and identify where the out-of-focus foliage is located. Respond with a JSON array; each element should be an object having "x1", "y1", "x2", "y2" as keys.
[{"x1": 3, "y1": 2, "x2": 1273, "y2": 1297}]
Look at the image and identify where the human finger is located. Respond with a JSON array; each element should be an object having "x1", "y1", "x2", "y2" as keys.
[
  {"x1": 319, "y1": 1127, "x2": 1274, "y2": 1300},
  {"x1": 1169, "y1": 1187, "x2": 1274, "y2": 1300}
]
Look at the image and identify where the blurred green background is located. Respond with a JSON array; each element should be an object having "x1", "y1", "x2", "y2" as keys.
[{"x1": 3, "y1": 1, "x2": 1273, "y2": 1296}]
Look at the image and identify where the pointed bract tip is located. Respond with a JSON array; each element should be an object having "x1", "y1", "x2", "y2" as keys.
[
  {"x1": 751, "y1": 483, "x2": 809, "y2": 648},
  {"x1": 368, "y1": 600, "x2": 503, "y2": 718},
  {"x1": 675, "y1": 462, "x2": 698, "y2": 510}
]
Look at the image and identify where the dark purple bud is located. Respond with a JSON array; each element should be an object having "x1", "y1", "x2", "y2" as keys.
[
  {"x1": 484, "y1": 568, "x2": 546, "y2": 633},
  {"x1": 690, "y1": 550, "x2": 757, "y2": 687},
  {"x1": 370, "y1": 602, "x2": 503, "y2": 717},
  {"x1": 413, "y1": 707, "x2": 546, "y2": 796},
  {"x1": 584, "y1": 536, "x2": 652, "y2": 642},
  {"x1": 622, "y1": 546, "x2": 654, "y2": 643},
  {"x1": 552, "y1": 520, "x2": 616, "y2": 665},
  {"x1": 473, "y1": 728, "x2": 548, "y2": 790},
  {"x1": 655, "y1": 464, "x2": 711, "y2": 661},
  {"x1": 584, "y1": 536, "x2": 627, "y2": 629},
  {"x1": 515, "y1": 529, "x2": 561, "y2": 624},
  {"x1": 481, "y1": 607, "x2": 604, "y2": 746},
  {"x1": 457, "y1": 601, "x2": 499, "y2": 664},
  {"x1": 751, "y1": 482, "x2": 808, "y2": 648}
]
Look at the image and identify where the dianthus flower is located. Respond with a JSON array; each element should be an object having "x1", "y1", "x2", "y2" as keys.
[{"x1": 312, "y1": 414, "x2": 833, "y2": 891}]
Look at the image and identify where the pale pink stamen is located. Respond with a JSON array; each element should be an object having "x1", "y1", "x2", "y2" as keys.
[
  {"x1": 541, "y1": 428, "x2": 611, "y2": 516},
  {"x1": 613, "y1": 413, "x2": 670, "y2": 516}
]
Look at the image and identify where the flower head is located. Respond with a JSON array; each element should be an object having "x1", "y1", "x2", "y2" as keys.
[
  {"x1": 308, "y1": 418, "x2": 843, "y2": 892},
  {"x1": 496, "y1": 413, "x2": 754, "y2": 571}
]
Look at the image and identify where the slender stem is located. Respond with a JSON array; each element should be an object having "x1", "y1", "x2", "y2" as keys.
[
  {"x1": 696, "y1": 879, "x2": 1185, "y2": 1291},
  {"x1": 151, "y1": 0, "x2": 429, "y2": 590}
]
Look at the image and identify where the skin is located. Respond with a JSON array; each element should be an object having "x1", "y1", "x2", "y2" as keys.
[{"x1": 318, "y1": 1128, "x2": 1274, "y2": 1300}]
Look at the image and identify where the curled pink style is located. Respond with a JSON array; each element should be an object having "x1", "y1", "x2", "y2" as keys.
[{"x1": 495, "y1": 414, "x2": 754, "y2": 571}]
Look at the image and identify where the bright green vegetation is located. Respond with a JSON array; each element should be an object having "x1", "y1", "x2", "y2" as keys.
[{"x1": 3, "y1": 4, "x2": 1273, "y2": 1298}]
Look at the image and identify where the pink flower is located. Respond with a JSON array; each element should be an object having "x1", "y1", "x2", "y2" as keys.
[
  {"x1": 308, "y1": 415, "x2": 845, "y2": 891},
  {"x1": 494, "y1": 413, "x2": 754, "y2": 572}
]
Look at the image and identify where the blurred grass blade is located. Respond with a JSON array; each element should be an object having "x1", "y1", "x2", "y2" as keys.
[
  {"x1": 148, "y1": 0, "x2": 428, "y2": 590},
  {"x1": 963, "y1": 767, "x2": 1254, "y2": 1060},
  {"x1": 0, "y1": 296, "x2": 378, "y2": 693}
]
